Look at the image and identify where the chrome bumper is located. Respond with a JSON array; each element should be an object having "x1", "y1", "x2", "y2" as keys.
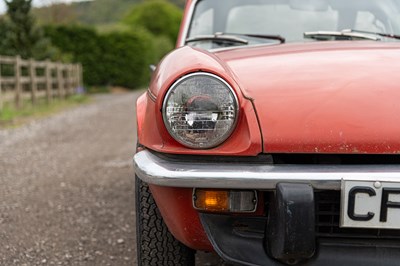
[{"x1": 134, "y1": 150, "x2": 400, "y2": 190}]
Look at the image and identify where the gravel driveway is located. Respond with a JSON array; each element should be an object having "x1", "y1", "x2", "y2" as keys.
[{"x1": 0, "y1": 92, "x2": 224, "y2": 266}]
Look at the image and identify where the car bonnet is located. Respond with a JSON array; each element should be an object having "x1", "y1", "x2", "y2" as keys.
[{"x1": 214, "y1": 41, "x2": 400, "y2": 154}]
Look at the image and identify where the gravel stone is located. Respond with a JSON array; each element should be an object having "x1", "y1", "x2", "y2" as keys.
[
  {"x1": 0, "y1": 92, "x2": 227, "y2": 266},
  {"x1": 0, "y1": 93, "x2": 138, "y2": 266}
]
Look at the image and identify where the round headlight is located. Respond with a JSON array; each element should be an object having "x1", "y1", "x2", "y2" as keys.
[{"x1": 162, "y1": 73, "x2": 239, "y2": 149}]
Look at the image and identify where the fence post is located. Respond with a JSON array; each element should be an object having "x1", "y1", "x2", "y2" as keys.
[
  {"x1": 45, "y1": 60, "x2": 52, "y2": 103},
  {"x1": 78, "y1": 63, "x2": 83, "y2": 89},
  {"x1": 65, "y1": 64, "x2": 70, "y2": 97},
  {"x1": 29, "y1": 59, "x2": 37, "y2": 105},
  {"x1": 15, "y1": 55, "x2": 22, "y2": 108},
  {"x1": 0, "y1": 57, "x2": 82, "y2": 108},
  {"x1": 57, "y1": 63, "x2": 64, "y2": 99},
  {"x1": 69, "y1": 64, "x2": 76, "y2": 95},
  {"x1": 71, "y1": 64, "x2": 76, "y2": 93},
  {"x1": 0, "y1": 62, "x2": 2, "y2": 111},
  {"x1": 75, "y1": 64, "x2": 79, "y2": 90}
]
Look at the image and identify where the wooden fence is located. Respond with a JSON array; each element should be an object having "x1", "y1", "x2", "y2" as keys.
[{"x1": 0, "y1": 55, "x2": 83, "y2": 110}]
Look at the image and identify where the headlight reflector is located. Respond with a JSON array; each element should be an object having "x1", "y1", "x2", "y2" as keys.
[{"x1": 162, "y1": 73, "x2": 239, "y2": 149}]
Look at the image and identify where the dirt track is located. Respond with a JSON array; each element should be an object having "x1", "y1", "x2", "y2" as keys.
[{"x1": 0, "y1": 92, "x2": 224, "y2": 265}]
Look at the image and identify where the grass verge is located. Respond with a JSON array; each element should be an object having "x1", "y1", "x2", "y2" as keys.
[
  {"x1": 86, "y1": 86, "x2": 111, "y2": 94},
  {"x1": 0, "y1": 94, "x2": 90, "y2": 128}
]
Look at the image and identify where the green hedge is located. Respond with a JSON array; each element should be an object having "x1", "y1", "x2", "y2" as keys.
[
  {"x1": 123, "y1": 0, "x2": 182, "y2": 44},
  {"x1": 44, "y1": 25, "x2": 154, "y2": 89},
  {"x1": 42, "y1": 0, "x2": 183, "y2": 89}
]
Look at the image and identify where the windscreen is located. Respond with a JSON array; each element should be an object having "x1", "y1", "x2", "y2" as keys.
[{"x1": 187, "y1": 0, "x2": 400, "y2": 47}]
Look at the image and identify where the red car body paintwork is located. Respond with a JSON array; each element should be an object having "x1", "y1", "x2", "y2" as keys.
[
  {"x1": 135, "y1": 0, "x2": 400, "y2": 252},
  {"x1": 217, "y1": 42, "x2": 400, "y2": 154},
  {"x1": 148, "y1": 185, "x2": 213, "y2": 251}
]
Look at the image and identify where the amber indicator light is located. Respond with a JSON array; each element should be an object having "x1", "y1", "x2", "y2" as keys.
[
  {"x1": 193, "y1": 189, "x2": 230, "y2": 212},
  {"x1": 193, "y1": 189, "x2": 257, "y2": 213}
]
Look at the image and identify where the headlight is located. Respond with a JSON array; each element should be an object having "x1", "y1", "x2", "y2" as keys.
[{"x1": 162, "y1": 72, "x2": 239, "y2": 149}]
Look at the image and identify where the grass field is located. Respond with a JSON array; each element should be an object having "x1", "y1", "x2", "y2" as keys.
[{"x1": 0, "y1": 94, "x2": 90, "y2": 128}]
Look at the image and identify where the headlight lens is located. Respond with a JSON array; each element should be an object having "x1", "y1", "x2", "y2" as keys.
[{"x1": 162, "y1": 73, "x2": 239, "y2": 149}]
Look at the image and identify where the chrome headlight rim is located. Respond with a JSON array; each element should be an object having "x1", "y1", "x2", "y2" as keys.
[{"x1": 162, "y1": 72, "x2": 240, "y2": 149}]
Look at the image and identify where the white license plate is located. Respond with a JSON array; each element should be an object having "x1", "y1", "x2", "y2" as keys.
[{"x1": 341, "y1": 180, "x2": 400, "y2": 229}]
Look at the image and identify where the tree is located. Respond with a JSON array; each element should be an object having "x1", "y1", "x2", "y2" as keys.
[
  {"x1": 0, "y1": 17, "x2": 13, "y2": 56},
  {"x1": 3, "y1": 0, "x2": 53, "y2": 59},
  {"x1": 33, "y1": 1, "x2": 78, "y2": 25}
]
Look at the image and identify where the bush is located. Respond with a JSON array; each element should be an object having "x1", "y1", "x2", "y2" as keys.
[
  {"x1": 152, "y1": 35, "x2": 174, "y2": 62},
  {"x1": 44, "y1": 25, "x2": 154, "y2": 89},
  {"x1": 100, "y1": 31, "x2": 154, "y2": 88},
  {"x1": 123, "y1": 0, "x2": 183, "y2": 44}
]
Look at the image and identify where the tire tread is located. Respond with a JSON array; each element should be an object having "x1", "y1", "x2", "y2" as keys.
[{"x1": 136, "y1": 176, "x2": 195, "y2": 266}]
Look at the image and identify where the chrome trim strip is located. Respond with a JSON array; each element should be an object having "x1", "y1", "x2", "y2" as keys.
[
  {"x1": 134, "y1": 150, "x2": 400, "y2": 190},
  {"x1": 147, "y1": 88, "x2": 157, "y2": 102}
]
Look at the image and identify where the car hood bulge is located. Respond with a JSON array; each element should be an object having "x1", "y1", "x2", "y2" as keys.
[{"x1": 214, "y1": 42, "x2": 400, "y2": 154}]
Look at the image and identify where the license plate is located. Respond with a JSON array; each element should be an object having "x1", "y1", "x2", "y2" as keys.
[{"x1": 341, "y1": 180, "x2": 400, "y2": 229}]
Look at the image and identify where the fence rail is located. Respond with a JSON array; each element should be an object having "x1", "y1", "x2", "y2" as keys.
[{"x1": 0, "y1": 55, "x2": 83, "y2": 110}]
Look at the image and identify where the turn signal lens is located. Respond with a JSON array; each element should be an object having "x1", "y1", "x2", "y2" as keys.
[
  {"x1": 194, "y1": 189, "x2": 230, "y2": 212},
  {"x1": 193, "y1": 189, "x2": 257, "y2": 213}
]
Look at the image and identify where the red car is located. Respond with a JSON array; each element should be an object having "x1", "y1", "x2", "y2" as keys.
[{"x1": 134, "y1": 0, "x2": 400, "y2": 265}]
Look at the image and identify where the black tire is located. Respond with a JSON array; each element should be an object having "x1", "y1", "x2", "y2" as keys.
[{"x1": 135, "y1": 175, "x2": 195, "y2": 266}]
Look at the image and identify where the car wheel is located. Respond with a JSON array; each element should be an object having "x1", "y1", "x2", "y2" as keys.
[{"x1": 135, "y1": 175, "x2": 195, "y2": 266}]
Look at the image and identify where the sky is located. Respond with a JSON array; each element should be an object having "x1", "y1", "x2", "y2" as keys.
[{"x1": 0, "y1": 0, "x2": 82, "y2": 14}]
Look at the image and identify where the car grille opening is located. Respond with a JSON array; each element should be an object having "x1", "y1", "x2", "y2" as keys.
[
  {"x1": 263, "y1": 191, "x2": 400, "y2": 240},
  {"x1": 315, "y1": 191, "x2": 400, "y2": 239}
]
